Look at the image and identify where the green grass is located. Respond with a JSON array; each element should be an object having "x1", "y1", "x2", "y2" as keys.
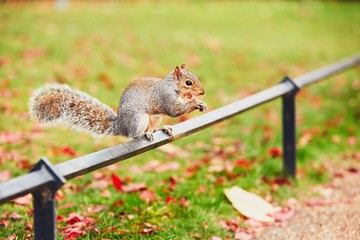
[{"x1": 0, "y1": 1, "x2": 360, "y2": 239}]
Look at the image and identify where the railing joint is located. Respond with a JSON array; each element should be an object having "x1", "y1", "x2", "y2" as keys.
[
  {"x1": 282, "y1": 75, "x2": 300, "y2": 95},
  {"x1": 30, "y1": 157, "x2": 66, "y2": 240}
]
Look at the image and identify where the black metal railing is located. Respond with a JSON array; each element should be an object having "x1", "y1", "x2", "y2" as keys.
[{"x1": 0, "y1": 54, "x2": 359, "y2": 240}]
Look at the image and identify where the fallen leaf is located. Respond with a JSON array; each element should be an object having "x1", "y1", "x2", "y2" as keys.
[
  {"x1": 347, "y1": 166, "x2": 358, "y2": 174},
  {"x1": 16, "y1": 159, "x2": 33, "y2": 170},
  {"x1": 347, "y1": 136, "x2": 357, "y2": 146},
  {"x1": 122, "y1": 182, "x2": 147, "y2": 192},
  {"x1": 0, "y1": 170, "x2": 11, "y2": 182},
  {"x1": 111, "y1": 173, "x2": 123, "y2": 192},
  {"x1": 211, "y1": 236, "x2": 222, "y2": 240},
  {"x1": 51, "y1": 146, "x2": 77, "y2": 157},
  {"x1": 269, "y1": 147, "x2": 282, "y2": 158},
  {"x1": 165, "y1": 196, "x2": 176, "y2": 205},
  {"x1": 158, "y1": 144, "x2": 189, "y2": 158},
  {"x1": 139, "y1": 189, "x2": 156, "y2": 204},
  {"x1": 85, "y1": 205, "x2": 107, "y2": 214},
  {"x1": 0, "y1": 220, "x2": 9, "y2": 227},
  {"x1": 234, "y1": 230, "x2": 254, "y2": 240},
  {"x1": 244, "y1": 218, "x2": 270, "y2": 228},
  {"x1": 0, "y1": 131, "x2": 24, "y2": 144},
  {"x1": 67, "y1": 212, "x2": 84, "y2": 224},
  {"x1": 270, "y1": 206, "x2": 295, "y2": 221},
  {"x1": 234, "y1": 159, "x2": 251, "y2": 168},
  {"x1": 12, "y1": 194, "x2": 32, "y2": 206},
  {"x1": 7, "y1": 234, "x2": 17, "y2": 240},
  {"x1": 90, "y1": 179, "x2": 109, "y2": 189},
  {"x1": 61, "y1": 212, "x2": 97, "y2": 240},
  {"x1": 179, "y1": 196, "x2": 190, "y2": 207},
  {"x1": 137, "y1": 160, "x2": 181, "y2": 173},
  {"x1": 224, "y1": 186, "x2": 275, "y2": 222},
  {"x1": 98, "y1": 72, "x2": 114, "y2": 89},
  {"x1": 10, "y1": 212, "x2": 23, "y2": 219}
]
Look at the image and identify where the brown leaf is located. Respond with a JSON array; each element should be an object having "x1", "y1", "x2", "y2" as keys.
[{"x1": 98, "y1": 72, "x2": 114, "y2": 89}]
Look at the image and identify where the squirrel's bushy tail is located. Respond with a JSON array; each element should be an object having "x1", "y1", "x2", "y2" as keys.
[{"x1": 29, "y1": 84, "x2": 118, "y2": 136}]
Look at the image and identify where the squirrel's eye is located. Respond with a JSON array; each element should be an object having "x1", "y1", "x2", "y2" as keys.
[{"x1": 185, "y1": 80, "x2": 193, "y2": 86}]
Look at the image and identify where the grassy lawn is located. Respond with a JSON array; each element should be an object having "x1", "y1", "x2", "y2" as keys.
[{"x1": 0, "y1": 1, "x2": 359, "y2": 239}]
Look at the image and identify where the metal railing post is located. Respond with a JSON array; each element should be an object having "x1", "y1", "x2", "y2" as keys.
[
  {"x1": 281, "y1": 76, "x2": 300, "y2": 177},
  {"x1": 30, "y1": 157, "x2": 66, "y2": 240}
]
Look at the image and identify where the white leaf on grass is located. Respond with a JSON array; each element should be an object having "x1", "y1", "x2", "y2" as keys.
[{"x1": 224, "y1": 186, "x2": 276, "y2": 223}]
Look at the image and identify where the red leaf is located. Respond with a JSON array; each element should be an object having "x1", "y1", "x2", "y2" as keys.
[
  {"x1": 269, "y1": 147, "x2": 282, "y2": 157},
  {"x1": 0, "y1": 170, "x2": 11, "y2": 182},
  {"x1": 111, "y1": 200, "x2": 124, "y2": 208},
  {"x1": 66, "y1": 212, "x2": 84, "y2": 224},
  {"x1": 57, "y1": 215, "x2": 65, "y2": 222},
  {"x1": 235, "y1": 159, "x2": 251, "y2": 168},
  {"x1": 139, "y1": 190, "x2": 156, "y2": 204},
  {"x1": 262, "y1": 176, "x2": 291, "y2": 187},
  {"x1": 165, "y1": 196, "x2": 176, "y2": 205},
  {"x1": 111, "y1": 173, "x2": 123, "y2": 192},
  {"x1": 16, "y1": 159, "x2": 33, "y2": 170},
  {"x1": 60, "y1": 146, "x2": 76, "y2": 157},
  {"x1": 61, "y1": 212, "x2": 97, "y2": 240}
]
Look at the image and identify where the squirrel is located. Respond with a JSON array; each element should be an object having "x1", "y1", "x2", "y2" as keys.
[{"x1": 29, "y1": 64, "x2": 207, "y2": 141}]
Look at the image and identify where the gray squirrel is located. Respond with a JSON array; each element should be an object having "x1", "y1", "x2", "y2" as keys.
[{"x1": 29, "y1": 64, "x2": 207, "y2": 141}]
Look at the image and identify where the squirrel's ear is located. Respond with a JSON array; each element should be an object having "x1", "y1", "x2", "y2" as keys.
[
  {"x1": 181, "y1": 64, "x2": 187, "y2": 69},
  {"x1": 173, "y1": 66, "x2": 182, "y2": 80}
]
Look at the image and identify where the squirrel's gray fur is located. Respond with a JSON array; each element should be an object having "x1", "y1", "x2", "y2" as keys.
[{"x1": 29, "y1": 65, "x2": 207, "y2": 141}]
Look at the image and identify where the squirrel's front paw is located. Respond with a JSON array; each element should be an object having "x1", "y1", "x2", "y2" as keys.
[{"x1": 196, "y1": 101, "x2": 208, "y2": 112}]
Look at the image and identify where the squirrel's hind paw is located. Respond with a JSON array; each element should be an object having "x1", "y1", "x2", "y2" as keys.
[
  {"x1": 144, "y1": 132, "x2": 154, "y2": 142},
  {"x1": 158, "y1": 125, "x2": 174, "y2": 138}
]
